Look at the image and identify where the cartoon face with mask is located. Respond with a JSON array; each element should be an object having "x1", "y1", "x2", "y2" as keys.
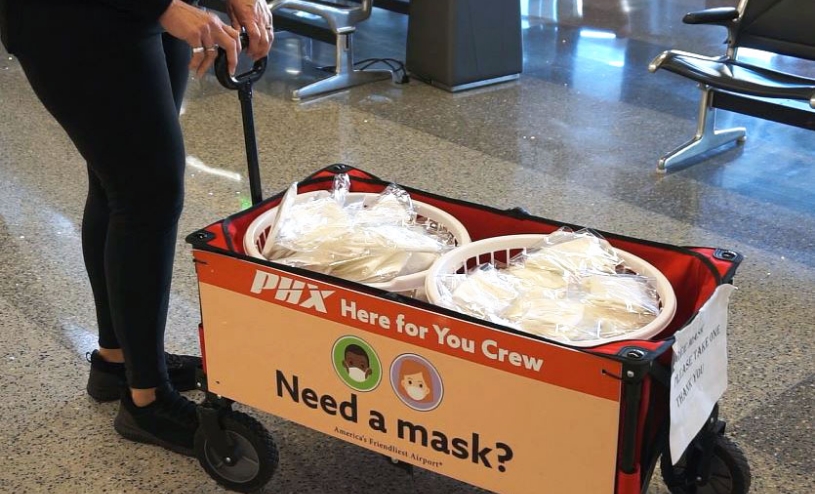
[
  {"x1": 398, "y1": 360, "x2": 433, "y2": 403},
  {"x1": 342, "y1": 344, "x2": 372, "y2": 383}
]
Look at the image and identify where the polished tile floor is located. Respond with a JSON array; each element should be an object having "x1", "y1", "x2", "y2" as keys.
[{"x1": 1, "y1": 0, "x2": 813, "y2": 493}]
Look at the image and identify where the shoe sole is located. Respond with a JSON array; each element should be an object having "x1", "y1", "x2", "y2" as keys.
[
  {"x1": 87, "y1": 382, "x2": 121, "y2": 403},
  {"x1": 87, "y1": 372, "x2": 124, "y2": 403},
  {"x1": 114, "y1": 412, "x2": 195, "y2": 457}
]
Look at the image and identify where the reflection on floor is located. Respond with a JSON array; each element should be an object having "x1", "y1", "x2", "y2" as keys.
[{"x1": 0, "y1": 0, "x2": 813, "y2": 493}]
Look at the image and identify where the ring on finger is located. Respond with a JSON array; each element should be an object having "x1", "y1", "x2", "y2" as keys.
[
  {"x1": 192, "y1": 46, "x2": 205, "y2": 54},
  {"x1": 205, "y1": 45, "x2": 218, "y2": 52}
]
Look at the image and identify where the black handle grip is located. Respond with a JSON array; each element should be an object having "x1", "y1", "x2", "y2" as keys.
[
  {"x1": 215, "y1": 32, "x2": 268, "y2": 90},
  {"x1": 682, "y1": 7, "x2": 739, "y2": 25}
]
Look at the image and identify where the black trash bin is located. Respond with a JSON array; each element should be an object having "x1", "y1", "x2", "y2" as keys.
[{"x1": 406, "y1": 0, "x2": 523, "y2": 92}]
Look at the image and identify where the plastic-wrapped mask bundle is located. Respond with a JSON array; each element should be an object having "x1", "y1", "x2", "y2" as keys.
[
  {"x1": 440, "y1": 264, "x2": 519, "y2": 322},
  {"x1": 503, "y1": 298, "x2": 585, "y2": 338},
  {"x1": 505, "y1": 264, "x2": 568, "y2": 292},
  {"x1": 583, "y1": 305, "x2": 657, "y2": 338},
  {"x1": 319, "y1": 250, "x2": 413, "y2": 283},
  {"x1": 580, "y1": 274, "x2": 660, "y2": 316},
  {"x1": 522, "y1": 229, "x2": 621, "y2": 276},
  {"x1": 352, "y1": 184, "x2": 415, "y2": 227},
  {"x1": 260, "y1": 175, "x2": 456, "y2": 284},
  {"x1": 265, "y1": 195, "x2": 352, "y2": 259},
  {"x1": 435, "y1": 229, "x2": 664, "y2": 345}
]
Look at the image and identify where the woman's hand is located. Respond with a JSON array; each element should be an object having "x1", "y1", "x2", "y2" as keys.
[
  {"x1": 226, "y1": 0, "x2": 274, "y2": 61},
  {"x1": 159, "y1": 0, "x2": 241, "y2": 77}
]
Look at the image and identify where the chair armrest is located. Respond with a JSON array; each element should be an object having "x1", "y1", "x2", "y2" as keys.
[
  {"x1": 270, "y1": 0, "x2": 371, "y2": 32},
  {"x1": 682, "y1": 7, "x2": 740, "y2": 57},
  {"x1": 683, "y1": 7, "x2": 739, "y2": 26}
]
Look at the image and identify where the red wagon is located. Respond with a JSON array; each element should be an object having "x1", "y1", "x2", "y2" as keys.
[{"x1": 185, "y1": 52, "x2": 751, "y2": 494}]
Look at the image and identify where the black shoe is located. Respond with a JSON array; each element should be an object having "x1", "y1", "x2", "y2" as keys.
[
  {"x1": 86, "y1": 350, "x2": 201, "y2": 402},
  {"x1": 114, "y1": 384, "x2": 199, "y2": 456}
]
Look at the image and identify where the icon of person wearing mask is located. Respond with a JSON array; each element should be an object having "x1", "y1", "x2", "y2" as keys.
[
  {"x1": 398, "y1": 359, "x2": 434, "y2": 403},
  {"x1": 342, "y1": 344, "x2": 372, "y2": 383}
]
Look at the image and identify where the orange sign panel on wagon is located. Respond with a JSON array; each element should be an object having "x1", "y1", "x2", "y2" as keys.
[{"x1": 195, "y1": 250, "x2": 624, "y2": 494}]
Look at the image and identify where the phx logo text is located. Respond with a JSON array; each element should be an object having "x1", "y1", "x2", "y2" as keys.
[{"x1": 250, "y1": 271, "x2": 335, "y2": 314}]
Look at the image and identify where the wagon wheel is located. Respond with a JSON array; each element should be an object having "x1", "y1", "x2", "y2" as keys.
[
  {"x1": 661, "y1": 435, "x2": 751, "y2": 494},
  {"x1": 195, "y1": 410, "x2": 279, "y2": 493}
]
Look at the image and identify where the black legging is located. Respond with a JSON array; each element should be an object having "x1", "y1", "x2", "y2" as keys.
[{"x1": 11, "y1": 2, "x2": 191, "y2": 389}]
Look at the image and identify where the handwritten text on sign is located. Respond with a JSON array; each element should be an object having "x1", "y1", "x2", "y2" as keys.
[{"x1": 669, "y1": 284, "x2": 735, "y2": 464}]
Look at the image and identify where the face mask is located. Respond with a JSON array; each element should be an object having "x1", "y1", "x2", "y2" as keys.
[
  {"x1": 348, "y1": 366, "x2": 367, "y2": 382},
  {"x1": 407, "y1": 385, "x2": 427, "y2": 401}
]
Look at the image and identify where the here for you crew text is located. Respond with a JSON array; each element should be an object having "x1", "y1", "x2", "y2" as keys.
[{"x1": 340, "y1": 299, "x2": 543, "y2": 372}]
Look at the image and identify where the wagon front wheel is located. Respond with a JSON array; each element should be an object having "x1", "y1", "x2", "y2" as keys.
[
  {"x1": 661, "y1": 434, "x2": 751, "y2": 494},
  {"x1": 195, "y1": 410, "x2": 279, "y2": 493}
]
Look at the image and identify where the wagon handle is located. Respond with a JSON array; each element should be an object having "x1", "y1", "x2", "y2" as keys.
[
  {"x1": 214, "y1": 32, "x2": 268, "y2": 90},
  {"x1": 214, "y1": 32, "x2": 268, "y2": 206}
]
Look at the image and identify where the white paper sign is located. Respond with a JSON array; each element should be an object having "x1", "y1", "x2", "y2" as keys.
[{"x1": 669, "y1": 284, "x2": 735, "y2": 464}]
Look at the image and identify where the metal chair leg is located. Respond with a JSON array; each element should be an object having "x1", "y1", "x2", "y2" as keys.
[
  {"x1": 301, "y1": 37, "x2": 315, "y2": 64},
  {"x1": 658, "y1": 86, "x2": 747, "y2": 172},
  {"x1": 292, "y1": 33, "x2": 391, "y2": 101}
]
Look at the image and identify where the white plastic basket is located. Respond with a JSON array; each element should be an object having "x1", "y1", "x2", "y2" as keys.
[
  {"x1": 244, "y1": 191, "x2": 471, "y2": 294},
  {"x1": 423, "y1": 234, "x2": 677, "y2": 346}
]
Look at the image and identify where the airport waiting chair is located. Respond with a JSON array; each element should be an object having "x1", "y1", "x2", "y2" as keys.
[
  {"x1": 648, "y1": 0, "x2": 815, "y2": 172},
  {"x1": 269, "y1": 0, "x2": 392, "y2": 100}
]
